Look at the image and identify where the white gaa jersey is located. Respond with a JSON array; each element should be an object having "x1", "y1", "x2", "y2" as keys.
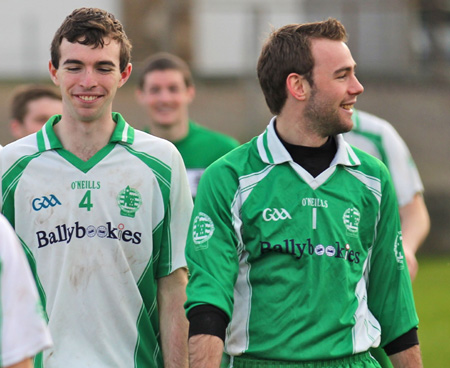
[
  {"x1": 0, "y1": 113, "x2": 193, "y2": 368},
  {"x1": 0, "y1": 214, "x2": 52, "y2": 367},
  {"x1": 345, "y1": 110, "x2": 424, "y2": 207}
]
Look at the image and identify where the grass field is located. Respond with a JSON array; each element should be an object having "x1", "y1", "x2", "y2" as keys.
[{"x1": 412, "y1": 255, "x2": 450, "y2": 366}]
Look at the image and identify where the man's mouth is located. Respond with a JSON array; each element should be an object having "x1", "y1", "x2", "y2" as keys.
[
  {"x1": 79, "y1": 95, "x2": 99, "y2": 102},
  {"x1": 341, "y1": 103, "x2": 354, "y2": 111}
]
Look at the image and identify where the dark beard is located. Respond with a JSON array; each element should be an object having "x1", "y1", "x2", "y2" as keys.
[{"x1": 304, "y1": 88, "x2": 352, "y2": 137}]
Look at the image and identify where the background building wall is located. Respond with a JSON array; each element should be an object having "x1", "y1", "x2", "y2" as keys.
[{"x1": 0, "y1": 0, "x2": 121, "y2": 79}]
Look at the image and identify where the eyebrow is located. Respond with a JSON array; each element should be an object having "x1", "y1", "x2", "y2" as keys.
[
  {"x1": 333, "y1": 64, "x2": 357, "y2": 75},
  {"x1": 62, "y1": 59, "x2": 117, "y2": 67}
]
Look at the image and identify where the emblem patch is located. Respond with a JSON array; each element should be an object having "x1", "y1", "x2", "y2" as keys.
[
  {"x1": 343, "y1": 208, "x2": 360, "y2": 237},
  {"x1": 192, "y1": 212, "x2": 215, "y2": 249},
  {"x1": 117, "y1": 186, "x2": 142, "y2": 218}
]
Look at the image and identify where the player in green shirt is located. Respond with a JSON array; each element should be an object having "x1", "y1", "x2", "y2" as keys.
[
  {"x1": 185, "y1": 19, "x2": 422, "y2": 368},
  {"x1": 136, "y1": 52, "x2": 240, "y2": 198}
]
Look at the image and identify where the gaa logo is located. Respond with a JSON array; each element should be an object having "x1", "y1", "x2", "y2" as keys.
[
  {"x1": 32, "y1": 194, "x2": 61, "y2": 211},
  {"x1": 343, "y1": 207, "x2": 360, "y2": 236},
  {"x1": 262, "y1": 208, "x2": 292, "y2": 222},
  {"x1": 192, "y1": 212, "x2": 215, "y2": 248}
]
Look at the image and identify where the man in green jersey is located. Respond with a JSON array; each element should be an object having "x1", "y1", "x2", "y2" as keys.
[
  {"x1": 136, "y1": 52, "x2": 240, "y2": 198},
  {"x1": 0, "y1": 8, "x2": 192, "y2": 368},
  {"x1": 185, "y1": 19, "x2": 422, "y2": 368}
]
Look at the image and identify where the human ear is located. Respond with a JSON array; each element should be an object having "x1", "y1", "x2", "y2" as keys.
[
  {"x1": 118, "y1": 63, "x2": 133, "y2": 88},
  {"x1": 186, "y1": 85, "x2": 196, "y2": 104},
  {"x1": 286, "y1": 73, "x2": 310, "y2": 101},
  {"x1": 48, "y1": 61, "x2": 59, "y2": 86}
]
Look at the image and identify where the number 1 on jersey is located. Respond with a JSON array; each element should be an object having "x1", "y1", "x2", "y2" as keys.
[
  {"x1": 312, "y1": 208, "x2": 317, "y2": 229},
  {"x1": 79, "y1": 190, "x2": 93, "y2": 211}
]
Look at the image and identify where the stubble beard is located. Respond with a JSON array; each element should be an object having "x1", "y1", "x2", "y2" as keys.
[{"x1": 303, "y1": 88, "x2": 353, "y2": 138}]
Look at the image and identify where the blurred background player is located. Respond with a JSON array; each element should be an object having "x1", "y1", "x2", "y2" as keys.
[
  {"x1": 136, "y1": 52, "x2": 240, "y2": 198},
  {"x1": 345, "y1": 109, "x2": 430, "y2": 368},
  {"x1": 0, "y1": 214, "x2": 52, "y2": 368},
  {"x1": 9, "y1": 85, "x2": 62, "y2": 140},
  {"x1": 345, "y1": 109, "x2": 430, "y2": 281}
]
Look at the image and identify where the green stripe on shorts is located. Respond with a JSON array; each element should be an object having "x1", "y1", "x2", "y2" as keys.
[{"x1": 230, "y1": 351, "x2": 382, "y2": 368}]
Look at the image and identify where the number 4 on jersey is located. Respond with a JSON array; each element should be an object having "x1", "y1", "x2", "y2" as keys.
[{"x1": 79, "y1": 190, "x2": 93, "y2": 211}]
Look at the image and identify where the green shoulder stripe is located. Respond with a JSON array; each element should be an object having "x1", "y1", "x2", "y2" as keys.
[{"x1": 2, "y1": 152, "x2": 42, "y2": 227}]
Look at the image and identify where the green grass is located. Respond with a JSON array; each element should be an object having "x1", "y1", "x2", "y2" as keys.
[{"x1": 413, "y1": 255, "x2": 450, "y2": 366}]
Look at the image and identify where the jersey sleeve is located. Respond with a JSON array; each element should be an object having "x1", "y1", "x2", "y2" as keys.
[
  {"x1": 155, "y1": 147, "x2": 193, "y2": 278},
  {"x1": 379, "y1": 122, "x2": 424, "y2": 207},
  {"x1": 367, "y1": 163, "x2": 419, "y2": 346},
  {"x1": 0, "y1": 215, "x2": 52, "y2": 367},
  {"x1": 185, "y1": 161, "x2": 240, "y2": 321}
]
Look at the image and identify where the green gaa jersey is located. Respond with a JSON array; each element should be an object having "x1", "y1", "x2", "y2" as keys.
[
  {"x1": 0, "y1": 113, "x2": 193, "y2": 368},
  {"x1": 345, "y1": 110, "x2": 424, "y2": 207},
  {"x1": 185, "y1": 118, "x2": 418, "y2": 362},
  {"x1": 173, "y1": 121, "x2": 239, "y2": 198}
]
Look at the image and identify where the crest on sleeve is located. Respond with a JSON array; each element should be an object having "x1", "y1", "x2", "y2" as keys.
[{"x1": 192, "y1": 212, "x2": 215, "y2": 250}]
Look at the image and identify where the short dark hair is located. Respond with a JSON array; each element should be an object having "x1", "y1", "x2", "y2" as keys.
[
  {"x1": 257, "y1": 18, "x2": 347, "y2": 115},
  {"x1": 138, "y1": 52, "x2": 194, "y2": 90},
  {"x1": 11, "y1": 85, "x2": 61, "y2": 123},
  {"x1": 50, "y1": 7, "x2": 132, "y2": 72}
]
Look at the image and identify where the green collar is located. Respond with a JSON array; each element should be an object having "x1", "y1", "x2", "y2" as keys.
[{"x1": 36, "y1": 112, "x2": 135, "y2": 152}]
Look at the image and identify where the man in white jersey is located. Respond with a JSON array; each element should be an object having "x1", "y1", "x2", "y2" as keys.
[
  {"x1": 345, "y1": 110, "x2": 430, "y2": 281},
  {"x1": 185, "y1": 19, "x2": 422, "y2": 368},
  {"x1": 0, "y1": 214, "x2": 52, "y2": 368},
  {"x1": 345, "y1": 110, "x2": 430, "y2": 368},
  {"x1": 0, "y1": 7, "x2": 192, "y2": 368}
]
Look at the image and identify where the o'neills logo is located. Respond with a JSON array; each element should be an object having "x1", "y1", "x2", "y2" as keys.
[
  {"x1": 260, "y1": 238, "x2": 360, "y2": 263},
  {"x1": 36, "y1": 222, "x2": 142, "y2": 248}
]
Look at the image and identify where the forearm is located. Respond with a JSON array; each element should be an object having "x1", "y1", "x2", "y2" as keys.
[
  {"x1": 189, "y1": 334, "x2": 224, "y2": 368},
  {"x1": 399, "y1": 194, "x2": 430, "y2": 280},
  {"x1": 5, "y1": 358, "x2": 33, "y2": 368},
  {"x1": 399, "y1": 194, "x2": 430, "y2": 254},
  {"x1": 158, "y1": 268, "x2": 189, "y2": 368},
  {"x1": 389, "y1": 345, "x2": 423, "y2": 368}
]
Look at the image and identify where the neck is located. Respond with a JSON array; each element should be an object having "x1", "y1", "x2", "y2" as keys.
[
  {"x1": 54, "y1": 115, "x2": 116, "y2": 161},
  {"x1": 148, "y1": 119, "x2": 189, "y2": 143},
  {"x1": 276, "y1": 113, "x2": 328, "y2": 147}
]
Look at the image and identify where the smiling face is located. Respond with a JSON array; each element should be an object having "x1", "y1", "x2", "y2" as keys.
[
  {"x1": 136, "y1": 69, "x2": 194, "y2": 129},
  {"x1": 304, "y1": 38, "x2": 364, "y2": 137},
  {"x1": 49, "y1": 37, "x2": 131, "y2": 124}
]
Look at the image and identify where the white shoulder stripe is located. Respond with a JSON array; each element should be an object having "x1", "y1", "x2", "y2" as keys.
[
  {"x1": 42, "y1": 126, "x2": 51, "y2": 151},
  {"x1": 122, "y1": 123, "x2": 129, "y2": 142},
  {"x1": 345, "y1": 167, "x2": 382, "y2": 204}
]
